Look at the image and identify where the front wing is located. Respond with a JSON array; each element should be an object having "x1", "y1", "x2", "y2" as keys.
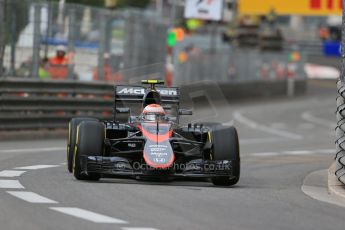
[{"x1": 79, "y1": 155, "x2": 234, "y2": 179}]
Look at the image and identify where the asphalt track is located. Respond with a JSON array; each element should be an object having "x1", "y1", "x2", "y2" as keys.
[{"x1": 0, "y1": 80, "x2": 344, "y2": 230}]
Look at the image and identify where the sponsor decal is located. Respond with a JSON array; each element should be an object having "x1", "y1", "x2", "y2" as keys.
[
  {"x1": 128, "y1": 143, "x2": 136, "y2": 148},
  {"x1": 149, "y1": 144, "x2": 168, "y2": 163},
  {"x1": 117, "y1": 87, "x2": 177, "y2": 96}
]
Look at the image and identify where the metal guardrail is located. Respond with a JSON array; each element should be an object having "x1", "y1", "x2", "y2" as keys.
[
  {"x1": 0, "y1": 78, "x2": 307, "y2": 131},
  {"x1": 284, "y1": 40, "x2": 323, "y2": 56},
  {"x1": 0, "y1": 78, "x2": 114, "y2": 130}
]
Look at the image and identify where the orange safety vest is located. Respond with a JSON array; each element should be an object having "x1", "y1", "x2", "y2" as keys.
[{"x1": 48, "y1": 56, "x2": 69, "y2": 65}]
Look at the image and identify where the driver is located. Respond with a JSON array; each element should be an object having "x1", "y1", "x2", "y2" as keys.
[{"x1": 142, "y1": 104, "x2": 166, "y2": 121}]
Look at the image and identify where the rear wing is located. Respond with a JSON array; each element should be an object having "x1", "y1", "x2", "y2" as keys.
[
  {"x1": 115, "y1": 85, "x2": 180, "y2": 104},
  {"x1": 114, "y1": 85, "x2": 180, "y2": 120}
]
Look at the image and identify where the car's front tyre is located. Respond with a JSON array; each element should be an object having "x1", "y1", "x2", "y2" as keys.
[
  {"x1": 73, "y1": 120, "x2": 104, "y2": 181},
  {"x1": 206, "y1": 123, "x2": 240, "y2": 186},
  {"x1": 67, "y1": 117, "x2": 97, "y2": 173}
]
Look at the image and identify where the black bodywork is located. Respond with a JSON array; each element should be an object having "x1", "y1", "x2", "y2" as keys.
[{"x1": 79, "y1": 83, "x2": 234, "y2": 179}]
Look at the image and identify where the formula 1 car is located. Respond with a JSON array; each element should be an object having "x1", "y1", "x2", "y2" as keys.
[{"x1": 67, "y1": 80, "x2": 240, "y2": 186}]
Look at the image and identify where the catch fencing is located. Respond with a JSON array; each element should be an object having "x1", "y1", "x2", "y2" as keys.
[
  {"x1": 335, "y1": 3, "x2": 345, "y2": 184},
  {"x1": 0, "y1": 0, "x2": 167, "y2": 82},
  {"x1": 0, "y1": 0, "x2": 310, "y2": 85},
  {"x1": 173, "y1": 35, "x2": 307, "y2": 85}
]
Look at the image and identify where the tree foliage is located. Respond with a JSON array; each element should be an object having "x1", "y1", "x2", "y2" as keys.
[
  {"x1": 115, "y1": 0, "x2": 151, "y2": 8},
  {"x1": 64, "y1": 0, "x2": 104, "y2": 7},
  {"x1": 4, "y1": 0, "x2": 29, "y2": 44}
]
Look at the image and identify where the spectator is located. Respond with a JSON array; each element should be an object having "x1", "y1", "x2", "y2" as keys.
[
  {"x1": 48, "y1": 45, "x2": 69, "y2": 65},
  {"x1": 47, "y1": 46, "x2": 70, "y2": 79},
  {"x1": 38, "y1": 58, "x2": 50, "y2": 80},
  {"x1": 318, "y1": 26, "x2": 330, "y2": 41}
]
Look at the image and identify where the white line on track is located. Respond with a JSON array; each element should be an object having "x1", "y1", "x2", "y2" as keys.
[
  {"x1": 301, "y1": 112, "x2": 334, "y2": 129},
  {"x1": 282, "y1": 150, "x2": 313, "y2": 155},
  {"x1": 222, "y1": 120, "x2": 234, "y2": 126},
  {"x1": 248, "y1": 149, "x2": 334, "y2": 157},
  {"x1": 0, "y1": 147, "x2": 65, "y2": 153},
  {"x1": 249, "y1": 152, "x2": 278, "y2": 157},
  {"x1": 233, "y1": 111, "x2": 304, "y2": 140},
  {"x1": 0, "y1": 180, "x2": 24, "y2": 189},
  {"x1": 50, "y1": 207, "x2": 128, "y2": 224},
  {"x1": 240, "y1": 137, "x2": 284, "y2": 145},
  {"x1": 0, "y1": 170, "x2": 26, "y2": 177},
  {"x1": 15, "y1": 165, "x2": 60, "y2": 170},
  {"x1": 7, "y1": 191, "x2": 58, "y2": 204},
  {"x1": 122, "y1": 228, "x2": 160, "y2": 230},
  {"x1": 317, "y1": 149, "x2": 335, "y2": 154}
]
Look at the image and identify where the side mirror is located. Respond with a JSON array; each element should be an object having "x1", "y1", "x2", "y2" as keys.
[
  {"x1": 179, "y1": 109, "x2": 193, "y2": 116},
  {"x1": 116, "y1": 107, "x2": 130, "y2": 114}
]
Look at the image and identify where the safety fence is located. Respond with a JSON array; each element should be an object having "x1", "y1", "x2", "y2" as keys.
[
  {"x1": 0, "y1": 0, "x2": 315, "y2": 85},
  {"x1": 0, "y1": 0, "x2": 167, "y2": 82},
  {"x1": 173, "y1": 35, "x2": 307, "y2": 85},
  {"x1": 336, "y1": 80, "x2": 345, "y2": 184},
  {"x1": 334, "y1": 1, "x2": 345, "y2": 185}
]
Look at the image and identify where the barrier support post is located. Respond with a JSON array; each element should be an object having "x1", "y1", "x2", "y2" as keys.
[{"x1": 32, "y1": 4, "x2": 41, "y2": 79}]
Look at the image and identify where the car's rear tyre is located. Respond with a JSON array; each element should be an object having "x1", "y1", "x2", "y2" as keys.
[
  {"x1": 67, "y1": 117, "x2": 97, "y2": 173},
  {"x1": 73, "y1": 120, "x2": 104, "y2": 181},
  {"x1": 207, "y1": 124, "x2": 240, "y2": 186}
]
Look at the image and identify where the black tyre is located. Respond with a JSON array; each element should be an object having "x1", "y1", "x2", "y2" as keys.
[
  {"x1": 208, "y1": 124, "x2": 240, "y2": 186},
  {"x1": 67, "y1": 117, "x2": 97, "y2": 173},
  {"x1": 73, "y1": 120, "x2": 104, "y2": 181}
]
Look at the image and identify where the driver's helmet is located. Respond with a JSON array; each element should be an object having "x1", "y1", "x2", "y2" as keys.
[{"x1": 142, "y1": 104, "x2": 166, "y2": 121}]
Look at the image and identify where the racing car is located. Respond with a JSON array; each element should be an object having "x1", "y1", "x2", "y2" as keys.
[{"x1": 67, "y1": 80, "x2": 240, "y2": 186}]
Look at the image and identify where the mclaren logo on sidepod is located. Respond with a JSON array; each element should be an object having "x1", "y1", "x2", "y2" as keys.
[{"x1": 118, "y1": 87, "x2": 177, "y2": 96}]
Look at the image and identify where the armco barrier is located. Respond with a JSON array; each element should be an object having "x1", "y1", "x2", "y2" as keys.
[
  {"x1": 0, "y1": 78, "x2": 114, "y2": 130},
  {"x1": 0, "y1": 78, "x2": 306, "y2": 130}
]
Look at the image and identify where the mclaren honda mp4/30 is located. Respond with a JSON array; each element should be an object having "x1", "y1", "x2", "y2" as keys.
[{"x1": 67, "y1": 80, "x2": 240, "y2": 186}]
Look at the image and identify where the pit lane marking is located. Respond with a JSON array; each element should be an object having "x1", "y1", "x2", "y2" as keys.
[
  {"x1": 7, "y1": 191, "x2": 58, "y2": 204},
  {"x1": 15, "y1": 165, "x2": 60, "y2": 170},
  {"x1": 0, "y1": 180, "x2": 25, "y2": 189},
  {"x1": 0, "y1": 170, "x2": 26, "y2": 177},
  {"x1": 50, "y1": 207, "x2": 128, "y2": 224},
  {"x1": 233, "y1": 111, "x2": 304, "y2": 140}
]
